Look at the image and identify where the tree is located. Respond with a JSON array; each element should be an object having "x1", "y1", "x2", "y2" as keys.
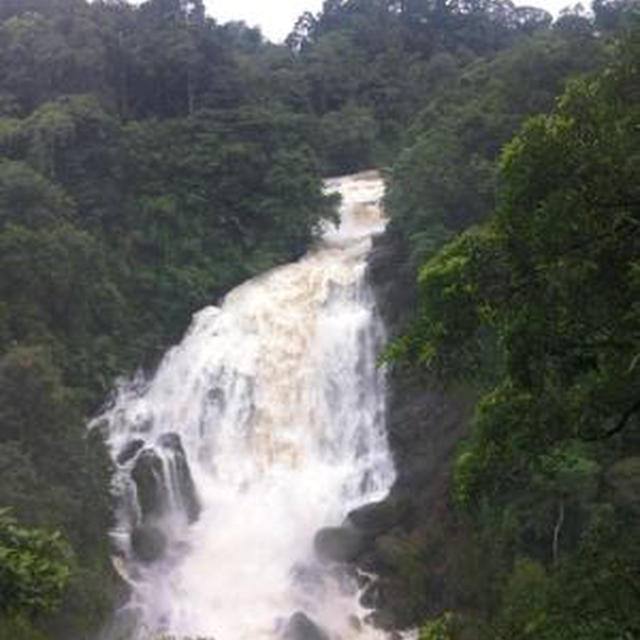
[
  {"x1": 393, "y1": 25, "x2": 640, "y2": 632},
  {"x1": 0, "y1": 510, "x2": 71, "y2": 617},
  {"x1": 0, "y1": 160, "x2": 74, "y2": 228}
]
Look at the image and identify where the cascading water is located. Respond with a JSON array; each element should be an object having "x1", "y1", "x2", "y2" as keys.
[{"x1": 94, "y1": 171, "x2": 396, "y2": 640}]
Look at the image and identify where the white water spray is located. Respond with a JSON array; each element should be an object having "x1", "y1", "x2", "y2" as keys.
[{"x1": 95, "y1": 171, "x2": 395, "y2": 640}]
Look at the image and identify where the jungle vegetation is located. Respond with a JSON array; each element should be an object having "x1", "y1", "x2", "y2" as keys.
[{"x1": 0, "y1": 0, "x2": 637, "y2": 637}]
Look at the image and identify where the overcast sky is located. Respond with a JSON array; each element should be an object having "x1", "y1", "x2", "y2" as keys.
[{"x1": 205, "y1": 0, "x2": 577, "y2": 43}]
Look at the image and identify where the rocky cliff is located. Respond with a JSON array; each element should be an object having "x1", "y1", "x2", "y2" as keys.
[{"x1": 353, "y1": 228, "x2": 475, "y2": 629}]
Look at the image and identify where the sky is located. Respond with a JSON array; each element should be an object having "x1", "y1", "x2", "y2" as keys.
[{"x1": 205, "y1": 0, "x2": 578, "y2": 43}]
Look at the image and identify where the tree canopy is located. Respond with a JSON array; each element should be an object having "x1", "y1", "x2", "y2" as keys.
[
  {"x1": 390, "y1": 20, "x2": 640, "y2": 639},
  {"x1": 0, "y1": 0, "x2": 638, "y2": 636}
]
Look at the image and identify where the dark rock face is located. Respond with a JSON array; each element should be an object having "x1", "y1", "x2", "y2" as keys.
[
  {"x1": 347, "y1": 497, "x2": 411, "y2": 537},
  {"x1": 358, "y1": 529, "x2": 417, "y2": 574},
  {"x1": 130, "y1": 524, "x2": 167, "y2": 563},
  {"x1": 314, "y1": 525, "x2": 366, "y2": 563},
  {"x1": 130, "y1": 433, "x2": 200, "y2": 533},
  {"x1": 131, "y1": 448, "x2": 167, "y2": 520},
  {"x1": 360, "y1": 580, "x2": 385, "y2": 609},
  {"x1": 156, "y1": 432, "x2": 182, "y2": 451},
  {"x1": 282, "y1": 612, "x2": 330, "y2": 640},
  {"x1": 128, "y1": 433, "x2": 200, "y2": 565},
  {"x1": 116, "y1": 439, "x2": 145, "y2": 465},
  {"x1": 157, "y1": 432, "x2": 200, "y2": 523},
  {"x1": 358, "y1": 227, "x2": 474, "y2": 629},
  {"x1": 367, "y1": 228, "x2": 418, "y2": 338}
]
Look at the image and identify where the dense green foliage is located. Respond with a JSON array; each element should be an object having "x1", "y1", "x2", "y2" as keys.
[
  {"x1": 286, "y1": 0, "x2": 560, "y2": 169},
  {"x1": 385, "y1": 16, "x2": 612, "y2": 263},
  {"x1": 0, "y1": 1, "x2": 336, "y2": 637},
  {"x1": 0, "y1": 510, "x2": 71, "y2": 617},
  {"x1": 1, "y1": 0, "x2": 638, "y2": 637},
  {"x1": 392, "y1": 15, "x2": 640, "y2": 639}
]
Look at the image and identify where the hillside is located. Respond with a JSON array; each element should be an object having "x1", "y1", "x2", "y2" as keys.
[{"x1": 0, "y1": 0, "x2": 638, "y2": 638}]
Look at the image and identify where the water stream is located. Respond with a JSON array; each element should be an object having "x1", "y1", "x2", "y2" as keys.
[{"x1": 94, "y1": 171, "x2": 395, "y2": 640}]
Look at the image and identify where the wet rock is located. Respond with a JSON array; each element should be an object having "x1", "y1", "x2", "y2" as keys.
[
  {"x1": 133, "y1": 416, "x2": 154, "y2": 433},
  {"x1": 360, "y1": 580, "x2": 385, "y2": 609},
  {"x1": 156, "y1": 432, "x2": 182, "y2": 451},
  {"x1": 117, "y1": 439, "x2": 145, "y2": 465},
  {"x1": 327, "y1": 565, "x2": 359, "y2": 596},
  {"x1": 157, "y1": 432, "x2": 200, "y2": 523},
  {"x1": 207, "y1": 387, "x2": 225, "y2": 406},
  {"x1": 130, "y1": 524, "x2": 167, "y2": 563},
  {"x1": 314, "y1": 525, "x2": 366, "y2": 563},
  {"x1": 282, "y1": 611, "x2": 330, "y2": 640},
  {"x1": 347, "y1": 497, "x2": 411, "y2": 537},
  {"x1": 355, "y1": 569, "x2": 372, "y2": 590},
  {"x1": 367, "y1": 228, "x2": 417, "y2": 336},
  {"x1": 131, "y1": 448, "x2": 167, "y2": 519},
  {"x1": 363, "y1": 228, "x2": 475, "y2": 628},
  {"x1": 364, "y1": 609, "x2": 396, "y2": 631}
]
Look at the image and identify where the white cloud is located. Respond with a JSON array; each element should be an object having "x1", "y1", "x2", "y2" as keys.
[
  {"x1": 204, "y1": 0, "x2": 324, "y2": 42},
  {"x1": 204, "y1": 0, "x2": 580, "y2": 44}
]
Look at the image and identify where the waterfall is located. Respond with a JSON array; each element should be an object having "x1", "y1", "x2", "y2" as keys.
[{"x1": 93, "y1": 171, "x2": 396, "y2": 640}]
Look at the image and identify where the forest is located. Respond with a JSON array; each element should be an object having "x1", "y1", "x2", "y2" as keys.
[{"x1": 0, "y1": 0, "x2": 638, "y2": 638}]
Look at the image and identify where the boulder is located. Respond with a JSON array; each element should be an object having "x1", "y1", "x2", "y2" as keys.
[
  {"x1": 347, "y1": 497, "x2": 411, "y2": 537},
  {"x1": 364, "y1": 609, "x2": 396, "y2": 632},
  {"x1": 117, "y1": 439, "x2": 145, "y2": 465},
  {"x1": 131, "y1": 448, "x2": 167, "y2": 520},
  {"x1": 157, "y1": 432, "x2": 200, "y2": 523},
  {"x1": 130, "y1": 524, "x2": 167, "y2": 563},
  {"x1": 282, "y1": 612, "x2": 329, "y2": 640},
  {"x1": 156, "y1": 432, "x2": 182, "y2": 452},
  {"x1": 360, "y1": 580, "x2": 385, "y2": 609},
  {"x1": 314, "y1": 525, "x2": 366, "y2": 563}
]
